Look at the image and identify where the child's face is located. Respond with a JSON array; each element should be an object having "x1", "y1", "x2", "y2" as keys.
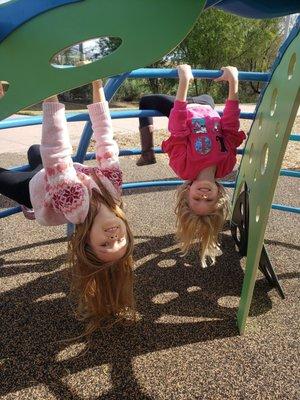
[
  {"x1": 88, "y1": 204, "x2": 128, "y2": 262},
  {"x1": 188, "y1": 180, "x2": 219, "y2": 215}
]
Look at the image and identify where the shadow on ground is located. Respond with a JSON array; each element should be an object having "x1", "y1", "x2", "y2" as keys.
[{"x1": 0, "y1": 230, "x2": 276, "y2": 399}]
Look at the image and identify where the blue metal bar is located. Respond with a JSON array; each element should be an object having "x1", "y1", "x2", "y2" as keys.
[
  {"x1": 40, "y1": 67, "x2": 270, "y2": 82},
  {"x1": 2, "y1": 188, "x2": 299, "y2": 219},
  {"x1": 112, "y1": 109, "x2": 254, "y2": 120},
  {"x1": 280, "y1": 169, "x2": 300, "y2": 178},
  {"x1": 0, "y1": 109, "x2": 256, "y2": 131},
  {"x1": 6, "y1": 148, "x2": 297, "y2": 177},
  {"x1": 123, "y1": 180, "x2": 182, "y2": 189},
  {"x1": 2, "y1": 202, "x2": 299, "y2": 218},
  {"x1": 9, "y1": 164, "x2": 31, "y2": 172},
  {"x1": 128, "y1": 68, "x2": 270, "y2": 82},
  {"x1": 0, "y1": 114, "x2": 80, "y2": 129},
  {"x1": 290, "y1": 134, "x2": 300, "y2": 142},
  {"x1": 1, "y1": 66, "x2": 299, "y2": 222},
  {"x1": 104, "y1": 72, "x2": 131, "y2": 101},
  {"x1": 271, "y1": 204, "x2": 300, "y2": 214},
  {"x1": 0, "y1": 116, "x2": 43, "y2": 129},
  {"x1": 122, "y1": 180, "x2": 235, "y2": 189},
  {"x1": 0, "y1": 206, "x2": 22, "y2": 218}
]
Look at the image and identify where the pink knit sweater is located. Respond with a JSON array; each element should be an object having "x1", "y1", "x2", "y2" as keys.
[{"x1": 29, "y1": 101, "x2": 122, "y2": 226}]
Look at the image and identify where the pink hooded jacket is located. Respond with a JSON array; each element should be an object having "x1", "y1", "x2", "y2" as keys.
[{"x1": 162, "y1": 99, "x2": 246, "y2": 180}]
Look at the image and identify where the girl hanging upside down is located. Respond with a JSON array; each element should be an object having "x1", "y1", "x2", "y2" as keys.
[
  {"x1": 161, "y1": 65, "x2": 246, "y2": 267},
  {"x1": 0, "y1": 80, "x2": 135, "y2": 335}
]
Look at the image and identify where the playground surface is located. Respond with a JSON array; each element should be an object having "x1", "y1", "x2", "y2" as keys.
[{"x1": 0, "y1": 129, "x2": 299, "y2": 399}]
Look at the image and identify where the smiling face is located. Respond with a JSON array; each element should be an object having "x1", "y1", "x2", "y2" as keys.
[
  {"x1": 88, "y1": 203, "x2": 128, "y2": 262},
  {"x1": 188, "y1": 180, "x2": 219, "y2": 215}
]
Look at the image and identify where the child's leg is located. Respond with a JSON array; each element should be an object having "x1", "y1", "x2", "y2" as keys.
[
  {"x1": 137, "y1": 94, "x2": 176, "y2": 166},
  {"x1": 0, "y1": 166, "x2": 41, "y2": 208},
  {"x1": 139, "y1": 94, "x2": 176, "y2": 128},
  {"x1": 190, "y1": 95, "x2": 215, "y2": 109},
  {"x1": 27, "y1": 144, "x2": 42, "y2": 170}
]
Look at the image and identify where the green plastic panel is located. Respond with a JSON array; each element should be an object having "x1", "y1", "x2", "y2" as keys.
[
  {"x1": 232, "y1": 31, "x2": 300, "y2": 334},
  {"x1": 0, "y1": 0, "x2": 204, "y2": 120}
]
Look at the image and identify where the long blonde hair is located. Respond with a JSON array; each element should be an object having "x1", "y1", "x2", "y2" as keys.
[
  {"x1": 68, "y1": 179, "x2": 135, "y2": 336},
  {"x1": 175, "y1": 181, "x2": 229, "y2": 268}
]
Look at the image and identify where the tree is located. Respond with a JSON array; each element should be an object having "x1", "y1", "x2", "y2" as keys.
[
  {"x1": 57, "y1": 10, "x2": 283, "y2": 104},
  {"x1": 172, "y1": 9, "x2": 282, "y2": 102}
]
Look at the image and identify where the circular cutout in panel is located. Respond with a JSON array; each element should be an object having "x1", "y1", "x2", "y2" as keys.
[
  {"x1": 270, "y1": 88, "x2": 278, "y2": 117},
  {"x1": 51, "y1": 37, "x2": 122, "y2": 67},
  {"x1": 258, "y1": 113, "x2": 263, "y2": 130},
  {"x1": 249, "y1": 143, "x2": 254, "y2": 164},
  {"x1": 288, "y1": 53, "x2": 296, "y2": 80},
  {"x1": 233, "y1": 180, "x2": 245, "y2": 207},
  {"x1": 240, "y1": 202, "x2": 244, "y2": 216},
  {"x1": 253, "y1": 169, "x2": 258, "y2": 182},
  {"x1": 256, "y1": 206, "x2": 260, "y2": 222},
  {"x1": 274, "y1": 122, "x2": 280, "y2": 138},
  {"x1": 0, "y1": 80, "x2": 9, "y2": 100},
  {"x1": 260, "y1": 144, "x2": 269, "y2": 175},
  {"x1": 236, "y1": 227, "x2": 242, "y2": 242}
]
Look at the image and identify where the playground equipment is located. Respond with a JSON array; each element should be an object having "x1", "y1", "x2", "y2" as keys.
[
  {"x1": 230, "y1": 18, "x2": 300, "y2": 332},
  {"x1": 0, "y1": 0, "x2": 205, "y2": 121},
  {"x1": 0, "y1": 1, "x2": 299, "y2": 334}
]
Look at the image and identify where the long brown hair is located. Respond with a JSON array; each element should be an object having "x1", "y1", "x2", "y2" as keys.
[
  {"x1": 68, "y1": 178, "x2": 135, "y2": 335},
  {"x1": 175, "y1": 181, "x2": 229, "y2": 267}
]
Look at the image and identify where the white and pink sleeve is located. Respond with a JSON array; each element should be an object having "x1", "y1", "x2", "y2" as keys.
[
  {"x1": 40, "y1": 102, "x2": 89, "y2": 224},
  {"x1": 87, "y1": 101, "x2": 119, "y2": 169}
]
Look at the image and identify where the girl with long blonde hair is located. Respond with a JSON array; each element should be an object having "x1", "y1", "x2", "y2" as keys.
[
  {"x1": 162, "y1": 65, "x2": 246, "y2": 267},
  {"x1": 0, "y1": 80, "x2": 135, "y2": 334}
]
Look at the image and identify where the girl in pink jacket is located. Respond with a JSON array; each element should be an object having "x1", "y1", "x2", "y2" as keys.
[
  {"x1": 162, "y1": 65, "x2": 245, "y2": 267},
  {"x1": 0, "y1": 80, "x2": 134, "y2": 334}
]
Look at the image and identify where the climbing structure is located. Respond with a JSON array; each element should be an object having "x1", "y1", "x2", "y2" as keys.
[
  {"x1": 0, "y1": 1, "x2": 299, "y2": 334},
  {"x1": 0, "y1": 0, "x2": 204, "y2": 121}
]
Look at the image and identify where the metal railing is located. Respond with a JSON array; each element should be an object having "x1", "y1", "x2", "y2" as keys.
[{"x1": 0, "y1": 68, "x2": 299, "y2": 219}]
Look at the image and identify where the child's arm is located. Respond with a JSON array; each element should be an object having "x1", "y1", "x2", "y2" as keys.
[
  {"x1": 175, "y1": 64, "x2": 194, "y2": 102},
  {"x1": 41, "y1": 94, "x2": 72, "y2": 168},
  {"x1": 41, "y1": 95, "x2": 89, "y2": 224},
  {"x1": 215, "y1": 66, "x2": 239, "y2": 101},
  {"x1": 92, "y1": 79, "x2": 106, "y2": 103},
  {"x1": 87, "y1": 80, "x2": 119, "y2": 170},
  {"x1": 215, "y1": 66, "x2": 245, "y2": 147},
  {"x1": 168, "y1": 65, "x2": 194, "y2": 137}
]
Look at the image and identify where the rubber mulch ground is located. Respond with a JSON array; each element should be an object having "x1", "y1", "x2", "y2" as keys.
[{"x1": 0, "y1": 153, "x2": 299, "y2": 400}]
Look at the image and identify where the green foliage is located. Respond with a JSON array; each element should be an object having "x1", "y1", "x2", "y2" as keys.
[
  {"x1": 61, "y1": 10, "x2": 283, "y2": 104},
  {"x1": 145, "y1": 60, "x2": 178, "y2": 95},
  {"x1": 114, "y1": 79, "x2": 148, "y2": 102},
  {"x1": 173, "y1": 9, "x2": 282, "y2": 102}
]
